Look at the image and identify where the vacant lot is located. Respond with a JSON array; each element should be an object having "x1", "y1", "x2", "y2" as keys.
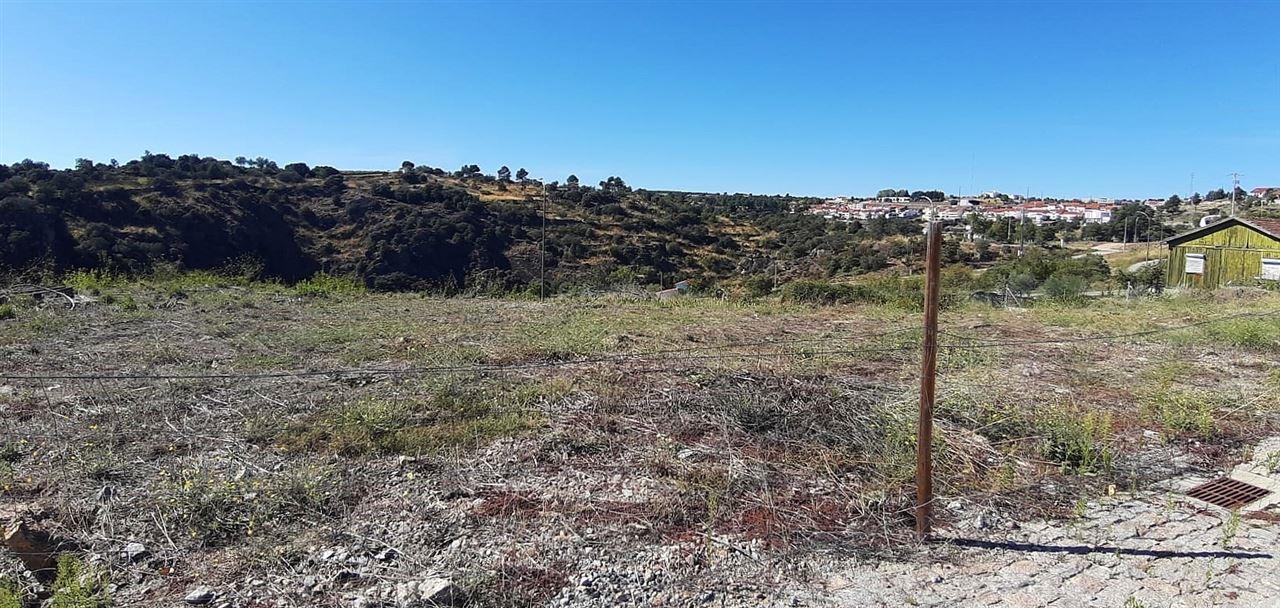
[{"x1": 1, "y1": 277, "x2": 1278, "y2": 607}]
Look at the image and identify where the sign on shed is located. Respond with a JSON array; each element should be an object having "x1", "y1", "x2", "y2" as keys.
[{"x1": 1184, "y1": 253, "x2": 1205, "y2": 274}]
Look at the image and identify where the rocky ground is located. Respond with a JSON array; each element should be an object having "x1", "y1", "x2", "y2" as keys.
[{"x1": 1, "y1": 283, "x2": 1278, "y2": 606}]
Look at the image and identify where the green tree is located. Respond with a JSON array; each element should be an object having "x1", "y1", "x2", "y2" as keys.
[
  {"x1": 566, "y1": 174, "x2": 580, "y2": 187},
  {"x1": 400, "y1": 160, "x2": 415, "y2": 173},
  {"x1": 516, "y1": 168, "x2": 528, "y2": 182},
  {"x1": 1162, "y1": 194, "x2": 1183, "y2": 213},
  {"x1": 1189, "y1": 192, "x2": 1202, "y2": 206},
  {"x1": 497, "y1": 166, "x2": 511, "y2": 182}
]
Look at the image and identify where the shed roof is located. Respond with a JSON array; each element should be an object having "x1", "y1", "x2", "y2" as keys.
[{"x1": 1165, "y1": 217, "x2": 1280, "y2": 246}]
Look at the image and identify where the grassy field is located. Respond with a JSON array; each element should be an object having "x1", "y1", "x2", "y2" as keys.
[{"x1": 1, "y1": 277, "x2": 1277, "y2": 606}]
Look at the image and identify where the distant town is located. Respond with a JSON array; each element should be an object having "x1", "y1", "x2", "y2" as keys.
[{"x1": 811, "y1": 187, "x2": 1280, "y2": 226}]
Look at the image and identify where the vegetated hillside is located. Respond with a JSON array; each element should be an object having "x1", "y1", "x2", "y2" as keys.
[{"x1": 0, "y1": 155, "x2": 927, "y2": 292}]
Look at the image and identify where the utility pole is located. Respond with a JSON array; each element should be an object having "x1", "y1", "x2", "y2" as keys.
[
  {"x1": 1229, "y1": 172, "x2": 1242, "y2": 217},
  {"x1": 1017, "y1": 210, "x2": 1026, "y2": 256},
  {"x1": 916, "y1": 220, "x2": 942, "y2": 538},
  {"x1": 540, "y1": 181, "x2": 548, "y2": 301}
]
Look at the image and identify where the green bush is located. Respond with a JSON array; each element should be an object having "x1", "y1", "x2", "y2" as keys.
[
  {"x1": 780, "y1": 277, "x2": 963, "y2": 311},
  {"x1": 0, "y1": 579, "x2": 20, "y2": 608},
  {"x1": 49, "y1": 555, "x2": 109, "y2": 608},
  {"x1": 64, "y1": 269, "x2": 121, "y2": 295},
  {"x1": 1204, "y1": 319, "x2": 1280, "y2": 352},
  {"x1": 981, "y1": 249, "x2": 1111, "y2": 295},
  {"x1": 1042, "y1": 272, "x2": 1088, "y2": 301},
  {"x1": 1144, "y1": 387, "x2": 1216, "y2": 438},
  {"x1": 0, "y1": 304, "x2": 14, "y2": 320},
  {"x1": 1041, "y1": 407, "x2": 1114, "y2": 474},
  {"x1": 293, "y1": 272, "x2": 366, "y2": 297},
  {"x1": 780, "y1": 280, "x2": 862, "y2": 305},
  {"x1": 740, "y1": 276, "x2": 775, "y2": 299},
  {"x1": 1114, "y1": 260, "x2": 1167, "y2": 294}
]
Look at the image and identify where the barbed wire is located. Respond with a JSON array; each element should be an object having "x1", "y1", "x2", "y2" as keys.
[
  {"x1": 938, "y1": 308, "x2": 1279, "y2": 347},
  {"x1": 1, "y1": 309, "x2": 1274, "y2": 382},
  {"x1": 0, "y1": 327, "x2": 921, "y2": 382}
]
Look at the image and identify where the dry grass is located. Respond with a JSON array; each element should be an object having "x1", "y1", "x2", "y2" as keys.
[{"x1": 1, "y1": 278, "x2": 1277, "y2": 605}]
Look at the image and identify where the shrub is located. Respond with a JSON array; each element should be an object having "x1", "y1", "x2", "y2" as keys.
[
  {"x1": 1114, "y1": 260, "x2": 1167, "y2": 294},
  {"x1": 115, "y1": 293, "x2": 138, "y2": 311},
  {"x1": 0, "y1": 304, "x2": 13, "y2": 320},
  {"x1": 64, "y1": 269, "x2": 120, "y2": 294},
  {"x1": 1144, "y1": 387, "x2": 1216, "y2": 438},
  {"x1": 167, "y1": 465, "x2": 342, "y2": 544},
  {"x1": 0, "y1": 578, "x2": 20, "y2": 608},
  {"x1": 780, "y1": 280, "x2": 861, "y2": 305},
  {"x1": 1204, "y1": 319, "x2": 1280, "y2": 352},
  {"x1": 740, "y1": 276, "x2": 775, "y2": 299},
  {"x1": 1041, "y1": 407, "x2": 1114, "y2": 474},
  {"x1": 49, "y1": 555, "x2": 109, "y2": 608},
  {"x1": 276, "y1": 379, "x2": 555, "y2": 456},
  {"x1": 1042, "y1": 272, "x2": 1088, "y2": 301},
  {"x1": 781, "y1": 277, "x2": 963, "y2": 311},
  {"x1": 293, "y1": 273, "x2": 365, "y2": 297}
]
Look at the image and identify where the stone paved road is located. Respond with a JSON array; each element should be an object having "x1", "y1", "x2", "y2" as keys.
[{"x1": 824, "y1": 490, "x2": 1279, "y2": 607}]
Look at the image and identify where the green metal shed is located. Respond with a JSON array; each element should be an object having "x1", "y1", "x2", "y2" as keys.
[{"x1": 1164, "y1": 217, "x2": 1280, "y2": 289}]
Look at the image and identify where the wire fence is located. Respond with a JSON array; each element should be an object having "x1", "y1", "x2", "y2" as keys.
[
  {"x1": 3, "y1": 308, "x2": 1274, "y2": 382},
  {"x1": 1, "y1": 305, "x2": 1277, "y2": 604}
]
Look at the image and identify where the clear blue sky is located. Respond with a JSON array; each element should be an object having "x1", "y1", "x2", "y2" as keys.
[{"x1": 1, "y1": 1, "x2": 1277, "y2": 199}]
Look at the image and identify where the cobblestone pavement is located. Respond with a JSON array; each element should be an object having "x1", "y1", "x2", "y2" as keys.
[{"x1": 824, "y1": 490, "x2": 1279, "y2": 607}]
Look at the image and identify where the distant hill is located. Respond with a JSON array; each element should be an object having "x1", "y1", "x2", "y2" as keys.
[{"x1": 0, "y1": 154, "x2": 927, "y2": 292}]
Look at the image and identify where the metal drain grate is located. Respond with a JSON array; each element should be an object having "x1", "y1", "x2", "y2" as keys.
[{"x1": 1186, "y1": 477, "x2": 1272, "y2": 509}]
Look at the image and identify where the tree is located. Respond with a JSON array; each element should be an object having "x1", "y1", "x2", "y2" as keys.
[
  {"x1": 600, "y1": 176, "x2": 629, "y2": 193},
  {"x1": 1190, "y1": 192, "x2": 1202, "y2": 206},
  {"x1": 1162, "y1": 194, "x2": 1183, "y2": 213},
  {"x1": 1205, "y1": 188, "x2": 1227, "y2": 201},
  {"x1": 516, "y1": 168, "x2": 528, "y2": 183},
  {"x1": 497, "y1": 166, "x2": 511, "y2": 182},
  {"x1": 566, "y1": 174, "x2": 580, "y2": 187},
  {"x1": 322, "y1": 174, "x2": 346, "y2": 196},
  {"x1": 401, "y1": 161, "x2": 415, "y2": 174},
  {"x1": 910, "y1": 190, "x2": 946, "y2": 202},
  {"x1": 234, "y1": 156, "x2": 249, "y2": 166},
  {"x1": 876, "y1": 189, "x2": 897, "y2": 198},
  {"x1": 284, "y1": 163, "x2": 311, "y2": 179}
]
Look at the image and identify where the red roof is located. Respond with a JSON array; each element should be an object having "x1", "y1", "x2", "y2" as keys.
[{"x1": 1249, "y1": 218, "x2": 1280, "y2": 238}]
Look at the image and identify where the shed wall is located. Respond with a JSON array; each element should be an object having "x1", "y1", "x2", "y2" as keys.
[{"x1": 1166, "y1": 225, "x2": 1280, "y2": 288}]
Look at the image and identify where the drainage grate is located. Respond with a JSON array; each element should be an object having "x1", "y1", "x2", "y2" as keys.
[{"x1": 1186, "y1": 477, "x2": 1272, "y2": 509}]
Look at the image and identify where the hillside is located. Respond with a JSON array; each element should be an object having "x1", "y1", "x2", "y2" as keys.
[{"x1": 0, "y1": 155, "x2": 927, "y2": 292}]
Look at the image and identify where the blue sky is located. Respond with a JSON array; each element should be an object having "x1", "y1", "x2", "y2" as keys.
[{"x1": 1, "y1": 1, "x2": 1277, "y2": 199}]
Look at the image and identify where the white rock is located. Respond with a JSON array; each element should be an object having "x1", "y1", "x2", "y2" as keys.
[{"x1": 183, "y1": 586, "x2": 216, "y2": 605}]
